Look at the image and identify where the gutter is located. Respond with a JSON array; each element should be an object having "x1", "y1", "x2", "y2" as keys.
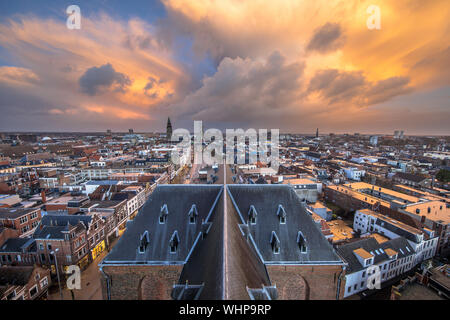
[
  {"x1": 99, "y1": 265, "x2": 111, "y2": 300},
  {"x1": 336, "y1": 265, "x2": 346, "y2": 300}
]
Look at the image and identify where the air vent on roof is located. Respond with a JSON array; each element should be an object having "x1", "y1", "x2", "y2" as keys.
[
  {"x1": 270, "y1": 231, "x2": 280, "y2": 254},
  {"x1": 169, "y1": 231, "x2": 179, "y2": 254},
  {"x1": 277, "y1": 205, "x2": 286, "y2": 224},
  {"x1": 248, "y1": 205, "x2": 257, "y2": 224}
]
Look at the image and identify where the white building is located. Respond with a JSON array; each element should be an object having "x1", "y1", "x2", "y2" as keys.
[
  {"x1": 120, "y1": 186, "x2": 146, "y2": 219},
  {"x1": 353, "y1": 209, "x2": 438, "y2": 264},
  {"x1": 337, "y1": 237, "x2": 416, "y2": 298},
  {"x1": 342, "y1": 167, "x2": 366, "y2": 181}
]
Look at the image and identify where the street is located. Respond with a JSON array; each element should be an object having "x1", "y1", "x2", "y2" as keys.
[{"x1": 47, "y1": 238, "x2": 119, "y2": 300}]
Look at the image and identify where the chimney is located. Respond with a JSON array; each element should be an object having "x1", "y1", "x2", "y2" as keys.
[{"x1": 41, "y1": 190, "x2": 46, "y2": 203}]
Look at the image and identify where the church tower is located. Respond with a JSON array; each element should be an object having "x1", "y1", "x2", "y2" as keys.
[{"x1": 166, "y1": 117, "x2": 173, "y2": 141}]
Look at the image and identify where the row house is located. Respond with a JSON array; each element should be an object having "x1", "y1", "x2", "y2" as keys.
[
  {"x1": 0, "y1": 208, "x2": 42, "y2": 237},
  {"x1": 337, "y1": 237, "x2": 416, "y2": 299},
  {"x1": 354, "y1": 209, "x2": 439, "y2": 264},
  {"x1": 80, "y1": 200, "x2": 127, "y2": 242},
  {"x1": 114, "y1": 186, "x2": 146, "y2": 219},
  {"x1": 0, "y1": 237, "x2": 37, "y2": 266},
  {"x1": 2, "y1": 214, "x2": 108, "y2": 268},
  {"x1": 33, "y1": 215, "x2": 98, "y2": 271},
  {"x1": 324, "y1": 182, "x2": 449, "y2": 256},
  {"x1": 0, "y1": 266, "x2": 51, "y2": 300}
]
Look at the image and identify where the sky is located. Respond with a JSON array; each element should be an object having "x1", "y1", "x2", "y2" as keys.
[{"x1": 0, "y1": 0, "x2": 449, "y2": 135}]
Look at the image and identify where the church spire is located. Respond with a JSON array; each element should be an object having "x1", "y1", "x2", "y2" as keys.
[{"x1": 166, "y1": 117, "x2": 173, "y2": 141}]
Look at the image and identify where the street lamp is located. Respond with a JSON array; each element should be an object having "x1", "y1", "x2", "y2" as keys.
[{"x1": 51, "y1": 248, "x2": 63, "y2": 300}]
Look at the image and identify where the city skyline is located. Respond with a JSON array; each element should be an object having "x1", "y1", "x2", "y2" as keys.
[{"x1": 0, "y1": 1, "x2": 449, "y2": 134}]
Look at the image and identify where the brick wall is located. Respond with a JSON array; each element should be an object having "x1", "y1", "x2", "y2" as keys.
[
  {"x1": 101, "y1": 265, "x2": 183, "y2": 300},
  {"x1": 266, "y1": 264, "x2": 343, "y2": 300}
]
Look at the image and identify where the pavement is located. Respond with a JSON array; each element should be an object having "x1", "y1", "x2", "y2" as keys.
[{"x1": 48, "y1": 237, "x2": 119, "y2": 300}]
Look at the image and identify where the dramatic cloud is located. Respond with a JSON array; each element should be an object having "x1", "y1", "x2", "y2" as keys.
[
  {"x1": 171, "y1": 51, "x2": 305, "y2": 123},
  {"x1": 0, "y1": 66, "x2": 40, "y2": 87},
  {"x1": 0, "y1": 0, "x2": 448, "y2": 134},
  {"x1": 307, "y1": 23, "x2": 344, "y2": 53},
  {"x1": 79, "y1": 63, "x2": 132, "y2": 96},
  {"x1": 0, "y1": 13, "x2": 190, "y2": 131}
]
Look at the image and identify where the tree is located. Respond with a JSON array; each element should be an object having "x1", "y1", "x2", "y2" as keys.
[{"x1": 436, "y1": 169, "x2": 450, "y2": 183}]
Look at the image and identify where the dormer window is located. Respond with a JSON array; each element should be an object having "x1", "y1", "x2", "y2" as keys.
[
  {"x1": 188, "y1": 204, "x2": 198, "y2": 224},
  {"x1": 248, "y1": 205, "x2": 257, "y2": 225},
  {"x1": 297, "y1": 231, "x2": 307, "y2": 253},
  {"x1": 270, "y1": 231, "x2": 280, "y2": 254},
  {"x1": 277, "y1": 204, "x2": 286, "y2": 224},
  {"x1": 138, "y1": 231, "x2": 149, "y2": 253},
  {"x1": 169, "y1": 231, "x2": 179, "y2": 254},
  {"x1": 160, "y1": 204, "x2": 168, "y2": 224}
]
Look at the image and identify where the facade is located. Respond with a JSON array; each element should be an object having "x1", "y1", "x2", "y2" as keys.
[
  {"x1": 0, "y1": 208, "x2": 42, "y2": 237},
  {"x1": 354, "y1": 209, "x2": 438, "y2": 264},
  {"x1": 324, "y1": 182, "x2": 449, "y2": 256},
  {"x1": 0, "y1": 266, "x2": 51, "y2": 300},
  {"x1": 342, "y1": 167, "x2": 366, "y2": 181},
  {"x1": 0, "y1": 237, "x2": 37, "y2": 266},
  {"x1": 337, "y1": 237, "x2": 416, "y2": 299},
  {"x1": 33, "y1": 214, "x2": 106, "y2": 271}
]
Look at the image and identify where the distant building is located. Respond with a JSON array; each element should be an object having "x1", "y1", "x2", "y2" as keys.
[
  {"x1": 392, "y1": 172, "x2": 430, "y2": 188},
  {"x1": 166, "y1": 117, "x2": 173, "y2": 141}
]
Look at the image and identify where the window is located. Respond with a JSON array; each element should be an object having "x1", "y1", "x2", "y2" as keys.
[
  {"x1": 139, "y1": 231, "x2": 149, "y2": 253},
  {"x1": 29, "y1": 286, "x2": 38, "y2": 298},
  {"x1": 47, "y1": 244, "x2": 52, "y2": 251},
  {"x1": 277, "y1": 205, "x2": 286, "y2": 224},
  {"x1": 270, "y1": 231, "x2": 280, "y2": 254},
  {"x1": 160, "y1": 204, "x2": 168, "y2": 224},
  {"x1": 169, "y1": 231, "x2": 179, "y2": 254},
  {"x1": 248, "y1": 205, "x2": 257, "y2": 224},
  {"x1": 362, "y1": 271, "x2": 366, "y2": 278},
  {"x1": 6, "y1": 290, "x2": 16, "y2": 300},
  {"x1": 297, "y1": 231, "x2": 307, "y2": 253},
  {"x1": 19, "y1": 216, "x2": 28, "y2": 224},
  {"x1": 188, "y1": 204, "x2": 198, "y2": 224}
]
